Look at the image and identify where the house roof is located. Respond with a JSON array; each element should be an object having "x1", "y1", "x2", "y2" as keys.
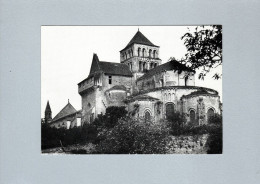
[
  {"x1": 45, "y1": 101, "x2": 51, "y2": 112},
  {"x1": 126, "y1": 94, "x2": 159, "y2": 103},
  {"x1": 181, "y1": 89, "x2": 219, "y2": 99},
  {"x1": 99, "y1": 61, "x2": 132, "y2": 77},
  {"x1": 120, "y1": 30, "x2": 158, "y2": 51},
  {"x1": 137, "y1": 60, "x2": 195, "y2": 81},
  {"x1": 52, "y1": 101, "x2": 77, "y2": 122},
  {"x1": 79, "y1": 54, "x2": 132, "y2": 85}
]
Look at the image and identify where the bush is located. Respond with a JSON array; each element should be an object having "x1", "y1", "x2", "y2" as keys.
[
  {"x1": 95, "y1": 119, "x2": 171, "y2": 154},
  {"x1": 208, "y1": 114, "x2": 222, "y2": 125},
  {"x1": 207, "y1": 116, "x2": 222, "y2": 154}
]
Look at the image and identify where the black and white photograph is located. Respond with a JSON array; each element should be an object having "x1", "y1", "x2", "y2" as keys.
[{"x1": 41, "y1": 26, "x2": 222, "y2": 154}]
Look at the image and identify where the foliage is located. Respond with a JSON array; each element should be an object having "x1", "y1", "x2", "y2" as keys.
[
  {"x1": 208, "y1": 114, "x2": 222, "y2": 125},
  {"x1": 41, "y1": 106, "x2": 127, "y2": 149},
  {"x1": 166, "y1": 112, "x2": 186, "y2": 135},
  {"x1": 95, "y1": 119, "x2": 171, "y2": 154},
  {"x1": 207, "y1": 115, "x2": 223, "y2": 154},
  {"x1": 41, "y1": 123, "x2": 84, "y2": 149},
  {"x1": 181, "y1": 25, "x2": 222, "y2": 80}
]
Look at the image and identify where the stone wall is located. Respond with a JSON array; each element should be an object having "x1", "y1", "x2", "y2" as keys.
[
  {"x1": 182, "y1": 95, "x2": 220, "y2": 124},
  {"x1": 166, "y1": 134, "x2": 209, "y2": 154},
  {"x1": 81, "y1": 88, "x2": 96, "y2": 123},
  {"x1": 136, "y1": 70, "x2": 195, "y2": 92}
]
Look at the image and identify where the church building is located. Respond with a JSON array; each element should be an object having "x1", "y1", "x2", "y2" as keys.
[
  {"x1": 44, "y1": 30, "x2": 221, "y2": 128},
  {"x1": 77, "y1": 30, "x2": 221, "y2": 125}
]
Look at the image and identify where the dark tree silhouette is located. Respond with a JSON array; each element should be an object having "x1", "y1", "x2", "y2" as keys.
[{"x1": 181, "y1": 25, "x2": 222, "y2": 80}]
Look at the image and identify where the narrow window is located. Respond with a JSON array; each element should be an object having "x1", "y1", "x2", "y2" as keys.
[
  {"x1": 145, "y1": 111, "x2": 151, "y2": 122},
  {"x1": 142, "y1": 48, "x2": 145, "y2": 57},
  {"x1": 153, "y1": 50, "x2": 156, "y2": 58},
  {"x1": 108, "y1": 76, "x2": 112, "y2": 84},
  {"x1": 190, "y1": 110, "x2": 195, "y2": 123},
  {"x1": 149, "y1": 49, "x2": 152, "y2": 58},
  {"x1": 207, "y1": 108, "x2": 214, "y2": 122}
]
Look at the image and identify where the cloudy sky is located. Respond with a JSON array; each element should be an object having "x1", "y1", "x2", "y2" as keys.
[{"x1": 41, "y1": 26, "x2": 222, "y2": 118}]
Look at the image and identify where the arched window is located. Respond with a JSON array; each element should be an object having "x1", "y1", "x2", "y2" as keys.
[
  {"x1": 139, "y1": 61, "x2": 142, "y2": 71},
  {"x1": 153, "y1": 50, "x2": 156, "y2": 58},
  {"x1": 150, "y1": 63, "x2": 153, "y2": 69},
  {"x1": 168, "y1": 93, "x2": 171, "y2": 101},
  {"x1": 165, "y1": 103, "x2": 174, "y2": 120},
  {"x1": 131, "y1": 49, "x2": 133, "y2": 57},
  {"x1": 144, "y1": 111, "x2": 151, "y2": 122},
  {"x1": 207, "y1": 108, "x2": 214, "y2": 122},
  {"x1": 190, "y1": 110, "x2": 196, "y2": 123},
  {"x1": 154, "y1": 63, "x2": 157, "y2": 67},
  {"x1": 143, "y1": 62, "x2": 146, "y2": 71},
  {"x1": 149, "y1": 49, "x2": 152, "y2": 58},
  {"x1": 138, "y1": 48, "x2": 141, "y2": 56},
  {"x1": 142, "y1": 48, "x2": 146, "y2": 57}
]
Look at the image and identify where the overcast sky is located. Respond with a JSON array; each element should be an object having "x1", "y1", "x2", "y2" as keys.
[{"x1": 41, "y1": 26, "x2": 222, "y2": 118}]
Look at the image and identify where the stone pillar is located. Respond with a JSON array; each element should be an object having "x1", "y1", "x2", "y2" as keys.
[{"x1": 197, "y1": 98, "x2": 206, "y2": 125}]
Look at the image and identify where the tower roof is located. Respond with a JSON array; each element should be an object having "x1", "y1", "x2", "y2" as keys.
[
  {"x1": 45, "y1": 101, "x2": 51, "y2": 112},
  {"x1": 120, "y1": 30, "x2": 159, "y2": 51},
  {"x1": 52, "y1": 101, "x2": 77, "y2": 122}
]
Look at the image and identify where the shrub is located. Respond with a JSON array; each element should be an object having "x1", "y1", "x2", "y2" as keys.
[
  {"x1": 207, "y1": 116, "x2": 222, "y2": 154},
  {"x1": 208, "y1": 114, "x2": 222, "y2": 125},
  {"x1": 95, "y1": 119, "x2": 171, "y2": 154}
]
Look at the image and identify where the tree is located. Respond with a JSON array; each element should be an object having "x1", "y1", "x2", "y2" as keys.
[{"x1": 181, "y1": 25, "x2": 222, "y2": 80}]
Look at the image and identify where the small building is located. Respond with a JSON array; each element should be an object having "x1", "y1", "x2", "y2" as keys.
[{"x1": 44, "y1": 100, "x2": 82, "y2": 129}]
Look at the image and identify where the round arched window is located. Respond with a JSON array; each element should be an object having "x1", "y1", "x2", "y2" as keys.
[
  {"x1": 207, "y1": 108, "x2": 214, "y2": 122},
  {"x1": 145, "y1": 111, "x2": 151, "y2": 122},
  {"x1": 190, "y1": 110, "x2": 195, "y2": 123},
  {"x1": 165, "y1": 103, "x2": 174, "y2": 120}
]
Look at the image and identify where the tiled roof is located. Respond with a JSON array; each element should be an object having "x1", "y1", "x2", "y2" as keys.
[
  {"x1": 99, "y1": 61, "x2": 132, "y2": 77},
  {"x1": 121, "y1": 30, "x2": 158, "y2": 51},
  {"x1": 126, "y1": 94, "x2": 159, "y2": 102},
  {"x1": 137, "y1": 60, "x2": 195, "y2": 81},
  {"x1": 132, "y1": 86, "x2": 219, "y2": 97},
  {"x1": 181, "y1": 90, "x2": 219, "y2": 99},
  {"x1": 52, "y1": 102, "x2": 77, "y2": 122},
  {"x1": 78, "y1": 54, "x2": 132, "y2": 85}
]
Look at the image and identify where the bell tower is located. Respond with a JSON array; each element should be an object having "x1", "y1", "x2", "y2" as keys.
[
  {"x1": 44, "y1": 100, "x2": 52, "y2": 123},
  {"x1": 120, "y1": 30, "x2": 162, "y2": 80}
]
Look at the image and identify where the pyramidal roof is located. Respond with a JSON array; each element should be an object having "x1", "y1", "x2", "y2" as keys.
[
  {"x1": 121, "y1": 30, "x2": 158, "y2": 51},
  {"x1": 45, "y1": 101, "x2": 51, "y2": 112},
  {"x1": 52, "y1": 101, "x2": 77, "y2": 122}
]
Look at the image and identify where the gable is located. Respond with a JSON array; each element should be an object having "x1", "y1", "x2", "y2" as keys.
[{"x1": 52, "y1": 103, "x2": 77, "y2": 122}]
